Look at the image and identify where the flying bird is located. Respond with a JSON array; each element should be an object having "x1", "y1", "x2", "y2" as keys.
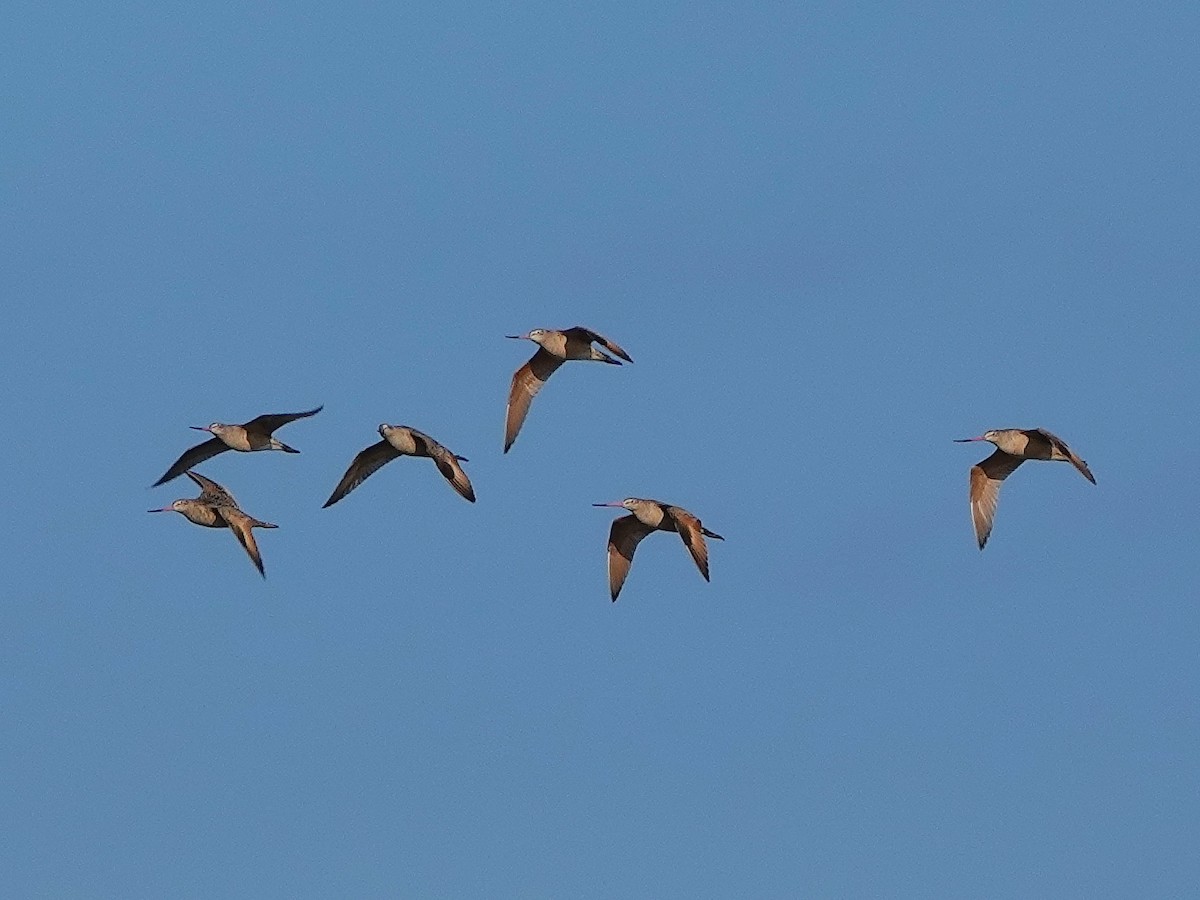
[
  {"x1": 592, "y1": 498, "x2": 724, "y2": 601},
  {"x1": 153, "y1": 406, "x2": 323, "y2": 486},
  {"x1": 955, "y1": 427, "x2": 1096, "y2": 549},
  {"x1": 504, "y1": 326, "x2": 632, "y2": 452},
  {"x1": 323, "y1": 424, "x2": 475, "y2": 507},
  {"x1": 148, "y1": 470, "x2": 278, "y2": 577}
]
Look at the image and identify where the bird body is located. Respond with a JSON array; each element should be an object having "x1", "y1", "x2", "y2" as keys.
[
  {"x1": 504, "y1": 326, "x2": 632, "y2": 452},
  {"x1": 593, "y1": 498, "x2": 724, "y2": 601},
  {"x1": 955, "y1": 427, "x2": 1095, "y2": 549},
  {"x1": 149, "y1": 470, "x2": 278, "y2": 576},
  {"x1": 154, "y1": 406, "x2": 323, "y2": 486},
  {"x1": 323, "y1": 424, "x2": 475, "y2": 507}
]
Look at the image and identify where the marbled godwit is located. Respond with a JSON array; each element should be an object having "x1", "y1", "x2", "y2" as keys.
[
  {"x1": 504, "y1": 327, "x2": 632, "y2": 452},
  {"x1": 955, "y1": 428, "x2": 1096, "y2": 549},
  {"x1": 323, "y1": 424, "x2": 475, "y2": 507},
  {"x1": 153, "y1": 406, "x2": 323, "y2": 486},
  {"x1": 148, "y1": 470, "x2": 278, "y2": 577},
  {"x1": 592, "y1": 498, "x2": 724, "y2": 601}
]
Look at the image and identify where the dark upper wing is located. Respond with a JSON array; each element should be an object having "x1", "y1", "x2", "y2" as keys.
[
  {"x1": 184, "y1": 470, "x2": 239, "y2": 507},
  {"x1": 244, "y1": 405, "x2": 324, "y2": 435},
  {"x1": 504, "y1": 348, "x2": 563, "y2": 452},
  {"x1": 322, "y1": 439, "x2": 401, "y2": 508},
  {"x1": 154, "y1": 437, "x2": 229, "y2": 486},
  {"x1": 665, "y1": 506, "x2": 713, "y2": 582},
  {"x1": 969, "y1": 449, "x2": 1026, "y2": 549},
  {"x1": 606, "y1": 514, "x2": 655, "y2": 601},
  {"x1": 1033, "y1": 428, "x2": 1096, "y2": 484},
  {"x1": 217, "y1": 506, "x2": 267, "y2": 577},
  {"x1": 564, "y1": 326, "x2": 633, "y2": 363},
  {"x1": 411, "y1": 431, "x2": 476, "y2": 503}
]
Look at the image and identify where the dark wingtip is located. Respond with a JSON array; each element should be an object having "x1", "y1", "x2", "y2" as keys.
[{"x1": 321, "y1": 496, "x2": 339, "y2": 509}]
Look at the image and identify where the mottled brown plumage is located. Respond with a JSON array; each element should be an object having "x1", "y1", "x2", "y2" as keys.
[
  {"x1": 323, "y1": 424, "x2": 475, "y2": 507},
  {"x1": 504, "y1": 327, "x2": 632, "y2": 452},
  {"x1": 955, "y1": 427, "x2": 1095, "y2": 549},
  {"x1": 154, "y1": 406, "x2": 323, "y2": 486},
  {"x1": 592, "y1": 498, "x2": 723, "y2": 601},
  {"x1": 149, "y1": 470, "x2": 278, "y2": 577}
]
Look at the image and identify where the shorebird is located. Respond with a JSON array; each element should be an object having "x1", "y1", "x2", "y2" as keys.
[
  {"x1": 323, "y1": 424, "x2": 475, "y2": 507},
  {"x1": 153, "y1": 406, "x2": 323, "y2": 486},
  {"x1": 504, "y1": 326, "x2": 632, "y2": 452},
  {"x1": 148, "y1": 470, "x2": 278, "y2": 577},
  {"x1": 955, "y1": 428, "x2": 1096, "y2": 549},
  {"x1": 592, "y1": 498, "x2": 724, "y2": 601}
]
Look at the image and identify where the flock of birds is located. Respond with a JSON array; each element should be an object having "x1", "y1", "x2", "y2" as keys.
[{"x1": 148, "y1": 325, "x2": 1097, "y2": 597}]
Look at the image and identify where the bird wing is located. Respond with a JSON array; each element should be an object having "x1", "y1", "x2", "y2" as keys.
[
  {"x1": 322, "y1": 439, "x2": 401, "y2": 508},
  {"x1": 970, "y1": 449, "x2": 1025, "y2": 549},
  {"x1": 411, "y1": 431, "x2": 476, "y2": 503},
  {"x1": 504, "y1": 348, "x2": 563, "y2": 452},
  {"x1": 154, "y1": 437, "x2": 230, "y2": 486},
  {"x1": 244, "y1": 405, "x2": 324, "y2": 435},
  {"x1": 184, "y1": 470, "x2": 239, "y2": 507},
  {"x1": 564, "y1": 326, "x2": 633, "y2": 363},
  {"x1": 665, "y1": 506, "x2": 714, "y2": 581},
  {"x1": 607, "y1": 514, "x2": 655, "y2": 601},
  {"x1": 1033, "y1": 428, "x2": 1096, "y2": 484},
  {"x1": 216, "y1": 506, "x2": 268, "y2": 577}
]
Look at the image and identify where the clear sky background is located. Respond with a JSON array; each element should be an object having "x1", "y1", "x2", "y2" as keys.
[{"x1": 3, "y1": 2, "x2": 1198, "y2": 897}]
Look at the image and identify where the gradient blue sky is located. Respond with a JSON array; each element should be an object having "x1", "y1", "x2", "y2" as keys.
[{"x1": 4, "y1": 2, "x2": 1198, "y2": 896}]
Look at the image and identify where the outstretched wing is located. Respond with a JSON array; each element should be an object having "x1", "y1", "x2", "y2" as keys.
[
  {"x1": 154, "y1": 437, "x2": 229, "y2": 487},
  {"x1": 606, "y1": 514, "x2": 655, "y2": 601},
  {"x1": 665, "y1": 506, "x2": 715, "y2": 582},
  {"x1": 216, "y1": 506, "x2": 268, "y2": 577},
  {"x1": 412, "y1": 431, "x2": 476, "y2": 503},
  {"x1": 322, "y1": 440, "x2": 401, "y2": 508},
  {"x1": 1033, "y1": 428, "x2": 1096, "y2": 484},
  {"x1": 970, "y1": 449, "x2": 1025, "y2": 549},
  {"x1": 564, "y1": 326, "x2": 633, "y2": 363},
  {"x1": 244, "y1": 405, "x2": 324, "y2": 435},
  {"x1": 184, "y1": 470, "x2": 239, "y2": 507},
  {"x1": 504, "y1": 348, "x2": 563, "y2": 452}
]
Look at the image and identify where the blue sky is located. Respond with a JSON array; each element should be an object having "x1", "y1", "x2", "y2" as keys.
[{"x1": 3, "y1": 2, "x2": 1198, "y2": 896}]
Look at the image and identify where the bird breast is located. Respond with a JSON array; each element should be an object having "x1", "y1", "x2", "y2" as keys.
[
  {"x1": 179, "y1": 503, "x2": 225, "y2": 528},
  {"x1": 383, "y1": 428, "x2": 419, "y2": 455}
]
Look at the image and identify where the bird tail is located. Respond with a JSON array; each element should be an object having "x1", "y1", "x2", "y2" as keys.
[
  {"x1": 702, "y1": 528, "x2": 725, "y2": 540},
  {"x1": 274, "y1": 440, "x2": 300, "y2": 453}
]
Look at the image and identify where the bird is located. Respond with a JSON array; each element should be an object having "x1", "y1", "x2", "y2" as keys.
[
  {"x1": 153, "y1": 406, "x2": 323, "y2": 486},
  {"x1": 955, "y1": 427, "x2": 1096, "y2": 549},
  {"x1": 148, "y1": 470, "x2": 278, "y2": 577},
  {"x1": 592, "y1": 498, "x2": 724, "y2": 601},
  {"x1": 504, "y1": 326, "x2": 632, "y2": 452},
  {"x1": 323, "y1": 424, "x2": 475, "y2": 507}
]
